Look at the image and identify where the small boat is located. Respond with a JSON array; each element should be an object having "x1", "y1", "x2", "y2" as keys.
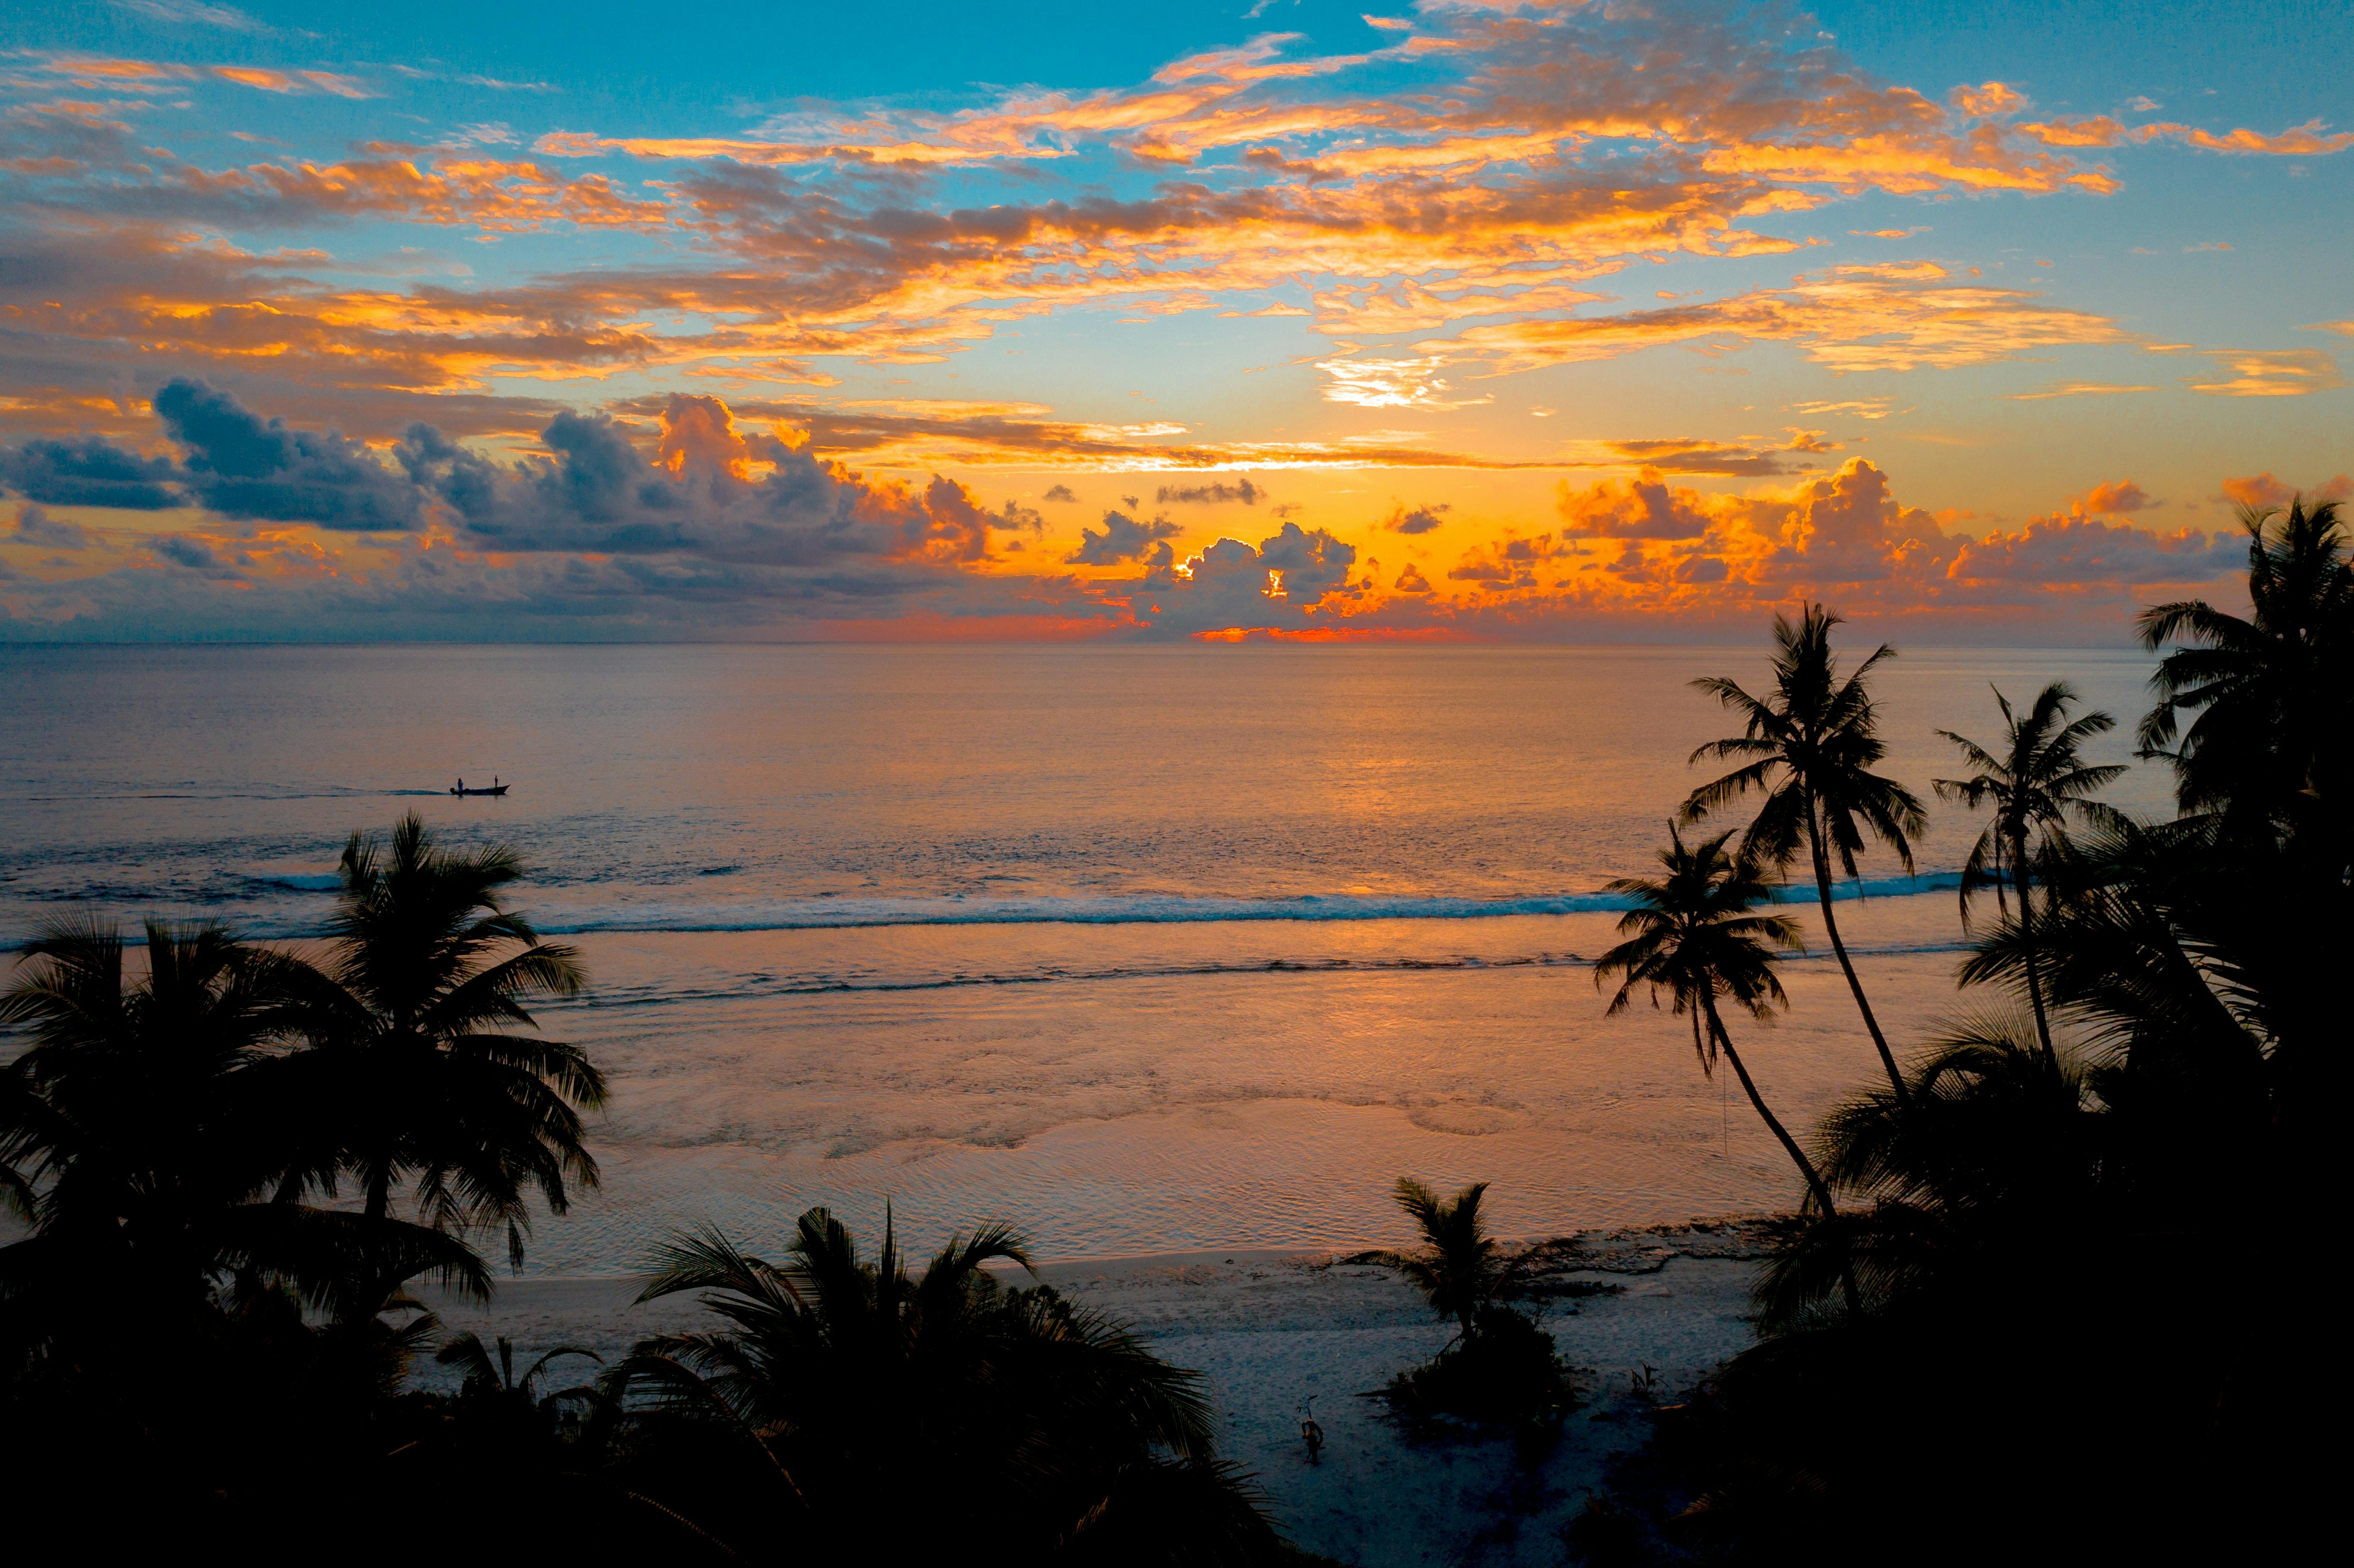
[{"x1": 450, "y1": 776, "x2": 510, "y2": 796}]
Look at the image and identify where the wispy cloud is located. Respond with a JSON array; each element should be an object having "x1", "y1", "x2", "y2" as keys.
[
  {"x1": 2185, "y1": 349, "x2": 2343, "y2": 398},
  {"x1": 2005, "y1": 381, "x2": 2158, "y2": 400},
  {"x1": 112, "y1": 0, "x2": 267, "y2": 31}
]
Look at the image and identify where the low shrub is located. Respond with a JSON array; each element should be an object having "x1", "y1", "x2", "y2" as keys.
[{"x1": 1378, "y1": 1305, "x2": 1575, "y2": 1429}]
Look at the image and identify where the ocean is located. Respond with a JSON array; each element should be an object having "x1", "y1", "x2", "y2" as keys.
[{"x1": 0, "y1": 641, "x2": 2168, "y2": 1269}]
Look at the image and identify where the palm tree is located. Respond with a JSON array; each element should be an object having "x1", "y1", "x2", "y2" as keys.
[
  {"x1": 2137, "y1": 497, "x2": 2352, "y2": 822},
  {"x1": 1355, "y1": 1177, "x2": 1513, "y2": 1342},
  {"x1": 599, "y1": 1207, "x2": 1276, "y2": 1559},
  {"x1": 0, "y1": 919, "x2": 488, "y2": 1356},
  {"x1": 1934, "y1": 682, "x2": 2127, "y2": 1058},
  {"x1": 1683, "y1": 605, "x2": 1928, "y2": 1101},
  {"x1": 1597, "y1": 827, "x2": 1854, "y2": 1316},
  {"x1": 294, "y1": 814, "x2": 603, "y2": 1266},
  {"x1": 2134, "y1": 498, "x2": 2351, "y2": 1105}
]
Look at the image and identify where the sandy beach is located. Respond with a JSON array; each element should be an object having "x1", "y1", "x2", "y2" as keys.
[{"x1": 417, "y1": 1216, "x2": 1775, "y2": 1565}]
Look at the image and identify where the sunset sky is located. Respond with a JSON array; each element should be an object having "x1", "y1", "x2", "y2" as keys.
[{"x1": 1, "y1": 0, "x2": 2347, "y2": 641}]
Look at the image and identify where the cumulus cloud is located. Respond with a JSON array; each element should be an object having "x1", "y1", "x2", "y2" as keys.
[
  {"x1": 1387, "y1": 503, "x2": 1449, "y2": 534},
  {"x1": 0, "y1": 388, "x2": 1059, "y2": 634},
  {"x1": 2076, "y1": 480, "x2": 2155, "y2": 514},
  {"x1": 1555, "y1": 473, "x2": 1712, "y2": 538},
  {"x1": 1155, "y1": 478, "x2": 1264, "y2": 505},
  {"x1": 1042, "y1": 484, "x2": 1078, "y2": 503},
  {"x1": 148, "y1": 533, "x2": 250, "y2": 579},
  {"x1": 156, "y1": 379, "x2": 426, "y2": 530},
  {"x1": 402, "y1": 395, "x2": 996, "y2": 569},
  {"x1": 12, "y1": 504, "x2": 98, "y2": 550},
  {"x1": 0, "y1": 434, "x2": 181, "y2": 510},
  {"x1": 0, "y1": 446, "x2": 2268, "y2": 643},
  {"x1": 1138, "y1": 521, "x2": 1360, "y2": 635},
  {"x1": 1944, "y1": 516, "x2": 2239, "y2": 585},
  {"x1": 1065, "y1": 509, "x2": 1182, "y2": 566},
  {"x1": 2215, "y1": 473, "x2": 2354, "y2": 510}
]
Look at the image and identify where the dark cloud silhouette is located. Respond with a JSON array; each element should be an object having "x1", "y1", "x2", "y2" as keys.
[
  {"x1": 1393, "y1": 563, "x2": 1432, "y2": 593},
  {"x1": 1065, "y1": 509, "x2": 1181, "y2": 565},
  {"x1": 1155, "y1": 478, "x2": 1263, "y2": 505},
  {"x1": 153, "y1": 534, "x2": 229, "y2": 570},
  {"x1": 1388, "y1": 503, "x2": 1450, "y2": 534},
  {"x1": 1595, "y1": 436, "x2": 1830, "y2": 476},
  {"x1": 417, "y1": 398, "x2": 993, "y2": 569},
  {"x1": 0, "y1": 436, "x2": 181, "y2": 510},
  {"x1": 1042, "y1": 484, "x2": 1077, "y2": 503},
  {"x1": 12, "y1": 505, "x2": 99, "y2": 550},
  {"x1": 996, "y1": 500, "x2": 1044, "y2": 532},
  {"x1": 155, "y1": 379, "x2": 425, "y2": 530}
]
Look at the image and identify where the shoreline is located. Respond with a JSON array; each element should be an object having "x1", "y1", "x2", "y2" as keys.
[{"x1": 423, "y1": 1213, "x2": 1786, "y2": 1294}]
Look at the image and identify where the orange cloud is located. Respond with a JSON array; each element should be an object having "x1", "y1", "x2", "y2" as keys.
[
  {"x1": 209, "y1": 66, "x2": 375, "y2": 99},
  {"x1": 2020, "y1": 115, "x2": 2354, "y2": 155},
  {"x1": 2003, "y1": 382, "x2": 2157, "y2": 400},
  {"x1": 2216, "y1": 473, "x2": 2354, "y2": 510},
  {"x1": 2076, "y1": 480, "x2": 2155, "y2": 514},
  {"x1": 2186, "y1": 349, "x2": 2343, "y2": 398}
]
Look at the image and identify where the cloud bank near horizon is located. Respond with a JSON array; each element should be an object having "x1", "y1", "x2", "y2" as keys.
[{"x1": 3, "y1": 382, "x2": 2332, "y2": 643}]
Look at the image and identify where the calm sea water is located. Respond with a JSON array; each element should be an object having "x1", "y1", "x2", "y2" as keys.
[{"x1": 0, "y1": 643, "x2": 2167, "y2": 1267}]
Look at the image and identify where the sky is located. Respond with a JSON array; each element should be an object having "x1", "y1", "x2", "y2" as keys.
[{"x1": 0, "y1": 0, "x2": 2348, "y2": 642}]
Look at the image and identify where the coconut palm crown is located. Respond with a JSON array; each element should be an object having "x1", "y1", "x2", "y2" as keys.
[
  {"x1": 1356, "y1": 1177, "x2": 1513, "y2": 1342},
  {"x1": 598, "y1": 1206, "x2": 1274, "y2": 1559},
  {"x1": 1934, "y1": 681, "x2": 2128, "y2": 1056},
  {"x1": 296, "y1": 813, "x2": 602, "y2": 1266},
  {"x1": 1682, "y1": 603, "x2": 1927, "y2": 1100},
  {"x1": 0, "y1": 919, "x2": 489, "y2": 1348},
  {"x1": 1596, "y1": 825, "x2": 1850, "y2": 1267},
  {"x1": 2137, "y1": 497, "x2": 2352, "y2": 822}
]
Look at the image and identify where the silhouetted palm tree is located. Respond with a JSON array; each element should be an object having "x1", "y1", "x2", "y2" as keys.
[
  {"x1": 1934, "y1": 682, "x2": 2127, "y2": 1058},
  {"x1": 296, "y1": 814, "x2": 602, "y2": 1266},
  {"x1": 0, "y1": 919, "x2": 487, "y2": 1356},
  {"x1": 1597, "y1": 828, "x2": 1853, "y2": 1315},
  {"x1": 1357, "y1": 1177, "x2": 1513, "y2": 1342},
  {"x1": 2138, "y1": 497, "x2": 2351, "y2": 823},
  {"x1": 601, "y1": 1207, "x2": 1275, "y2": 1559},
  {"x1": 1684, "y1": 605, "x2": 1927, "y2": 1101}
]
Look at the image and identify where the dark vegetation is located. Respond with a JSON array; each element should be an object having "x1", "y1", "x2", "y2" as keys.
[
  {"x1": 0, "y1": 818, "x2": 1295, "y2": 1560},
  {"x1": 1573, "y1": 498, "x2": 2346, "y2": 1564},
  {"x1": 1351, "y1": 1177, "x2": 1577, "y2": 1430}
]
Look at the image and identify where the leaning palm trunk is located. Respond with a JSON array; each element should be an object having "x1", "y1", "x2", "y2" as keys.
[
  {"x1": 1701, "y1": 997, "x2": 1860, "y2": 1316},
  {"x1": 2011, "y1": 827, "x2": 2055, "y2": 1061},
  {"x1": 1807, "y1": 801, "x2": 1906, "y2": 1102}
]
